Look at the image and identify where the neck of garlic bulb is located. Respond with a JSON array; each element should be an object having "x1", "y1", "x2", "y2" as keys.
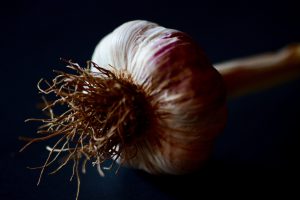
[{"x1": 215, "y1": 44, "x2": 300, "y2": 98}]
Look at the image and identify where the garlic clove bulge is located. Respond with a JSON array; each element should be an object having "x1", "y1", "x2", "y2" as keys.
[{"x1": 92, "y1": 20, "x2": 227, "y2": 174}]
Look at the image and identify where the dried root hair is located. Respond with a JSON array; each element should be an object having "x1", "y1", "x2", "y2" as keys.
[{"x1": 20, "y1": 59, "x2": 154, "y2": 200}]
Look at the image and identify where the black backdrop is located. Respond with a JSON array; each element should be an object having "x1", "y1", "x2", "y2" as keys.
[{"x1": 1, "y1": 0, "x2": 300, "y2": 199}]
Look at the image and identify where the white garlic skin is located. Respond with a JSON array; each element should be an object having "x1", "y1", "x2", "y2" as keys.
[{"x1": 92, "y1": 20, "x2": 227, "y2": 174}]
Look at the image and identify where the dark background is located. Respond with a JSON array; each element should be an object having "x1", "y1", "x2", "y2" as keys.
[{"x1": 1, "y1": 0, "x2": 300, "y2": 199}]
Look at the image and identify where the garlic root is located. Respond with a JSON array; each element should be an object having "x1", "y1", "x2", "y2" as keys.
[{"x1": 214, "y1": 44, "x2": 300, "y2": 98}]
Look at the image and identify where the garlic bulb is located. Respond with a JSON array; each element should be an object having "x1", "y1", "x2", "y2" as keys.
[
  {"x1": 91, "y1": 20, "x2": 227, "y2": 174},
  {"x1": 22, "y1": 20, "x2": 300, "y2": 200}
]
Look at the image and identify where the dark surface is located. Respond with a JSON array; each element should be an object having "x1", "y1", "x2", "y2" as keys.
[{"x1": 1, "y1": 0, "x2": 300, "y2": 199}]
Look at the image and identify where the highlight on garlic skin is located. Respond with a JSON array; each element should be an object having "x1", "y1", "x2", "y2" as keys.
[{"x1": 21, "y1": 20, "x2": 300, "y2": 199}]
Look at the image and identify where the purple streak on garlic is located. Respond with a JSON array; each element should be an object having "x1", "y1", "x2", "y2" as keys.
[{"x1": 92, "y1": 20, "x2": 227, "y2": 174}]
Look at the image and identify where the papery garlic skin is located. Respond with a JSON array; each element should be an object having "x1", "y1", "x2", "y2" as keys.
[
  {"x1": 92, "y1": 20, "x2": 227, "y2": 174},
  {"x1": 92, "y1": 20, "x2": 178, "y2": 86}
]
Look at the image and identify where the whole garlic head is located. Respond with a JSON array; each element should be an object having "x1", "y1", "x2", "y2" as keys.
[{"x1": 92, "y1": 20, "x2": 227, "y2": 174}]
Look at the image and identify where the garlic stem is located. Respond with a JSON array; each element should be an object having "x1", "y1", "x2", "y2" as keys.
[{"x1": 214, "y1": 44, "x2": 300, "y2": 98}]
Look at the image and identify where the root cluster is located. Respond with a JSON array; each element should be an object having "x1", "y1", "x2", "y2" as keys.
[{"x1": 21, "y1": 59, "x2": 150, "y2": 200}]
